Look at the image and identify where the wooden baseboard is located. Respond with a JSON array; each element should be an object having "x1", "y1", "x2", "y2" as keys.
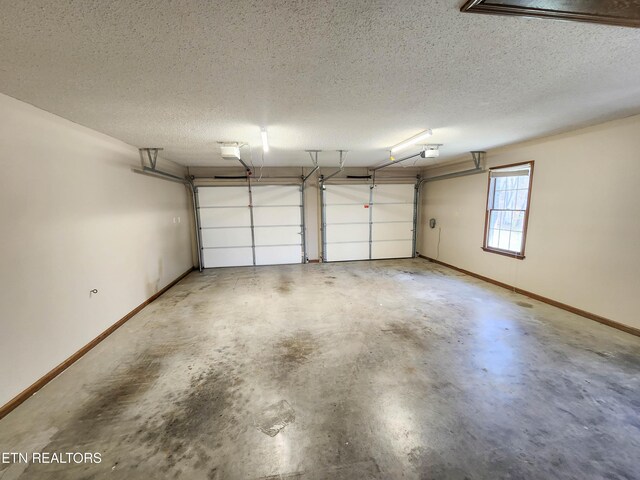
[
  {"x1": 0, "y1": 267, "x2": 195, "y2": 421},
  {"x1": 417, "y1": 255, "x2": 640, "y2": 338},
  {"x1": 307, "y1": 259, "x2": 320, "y2": 263}
]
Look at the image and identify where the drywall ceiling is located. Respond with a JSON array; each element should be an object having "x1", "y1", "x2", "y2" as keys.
[{"x1": 1, "y1": 1, "x2": 640, "y2": 168}]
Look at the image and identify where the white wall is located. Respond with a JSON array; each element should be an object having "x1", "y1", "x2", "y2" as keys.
[
  {"x1": 0, "y1": 93, "x2": 194, "y2": 406},
  {"x1": 419, "y1": 115, "x2": 640, "y2": 330}
]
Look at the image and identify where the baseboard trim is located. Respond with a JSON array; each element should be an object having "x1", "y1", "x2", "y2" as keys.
[
  {"x1": 417, "y1": 255, "x2": 640, "y2": 338},
  {"x1": 0, "y1": 267, "x2": 195, "y2": 421}
]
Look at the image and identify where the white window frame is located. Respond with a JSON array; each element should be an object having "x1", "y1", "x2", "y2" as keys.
[{"x1": 482, "y1": 161, "x2": 534, "y2": 259}]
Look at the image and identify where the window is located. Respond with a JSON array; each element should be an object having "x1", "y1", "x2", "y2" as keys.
[{"x1": 483, "y1": 161, "x2": 533, "y2": 259}]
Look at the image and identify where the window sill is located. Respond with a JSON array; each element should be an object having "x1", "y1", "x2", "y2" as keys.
[{"x1": 481, "y1": 247, "x2": 526, "y2": 260}]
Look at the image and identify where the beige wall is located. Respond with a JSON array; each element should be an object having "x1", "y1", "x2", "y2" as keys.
[
  {"x1": 0, "y1": 93, "x2": 194, "y2": 406},
  {"x1": 418, "y1": 115, "x2": 640, "y2": 330}
]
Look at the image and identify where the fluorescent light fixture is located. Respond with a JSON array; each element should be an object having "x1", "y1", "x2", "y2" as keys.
[
  {"x1": 261, "y1": 128, "x2": 269, "y2": 153},
  {"x1": 390, "y1": 129, "x2": 433, "y2": 153}
]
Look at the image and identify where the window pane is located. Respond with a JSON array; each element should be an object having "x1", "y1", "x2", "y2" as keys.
[
  {"x1": 504, "y1": 189, "x2": 517, "y2": 210},
  {"x1": 488, "y1": 228, "x2": 497, "y2": 248},
  {"x1": 489, "y1": 211, "x2": 500, "y2": 230},
  {"x1": 517, "y1": 175, "x2": 530, "y2": 189},
  {"x1": 506, "y1": 176, "x2": 519, "y2": 190},
  {"x1": 494, "y1": 190, "x2": 505, "y2": 209},
  {"x1": 498, "y1": 229, "x2": 511, "y2": 250},
  {"x1": 501, "y1": 211, "x2": 514, "y2": 230},
  {"x1": 494, "y1": 177, "x2": 507, "y2": 191},
  {"x1": 516, "y1": 190, "x2": 528, "y2": 210},
  {"x1": 509, "y1": 232, "x2": 523, "y2": 253},
  {"x1": 513, "y1": 211, "x2": 525, "y2": 232}
]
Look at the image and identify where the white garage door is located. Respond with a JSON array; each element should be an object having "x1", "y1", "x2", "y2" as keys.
[
  {"x1": 323, "y1": 184, "x2": 371, "y2": 262},
  {"x1": 197, "y1": 185, "x2": 303, "y2": 268},
  {"x1": 371, "y1": 184, "x2": 415, "y2": 259},
  {"x1": 323, "y1": 183, "x2": 416, "y2": 262},
  {"x1": 252, "y1": 185, "x2": 303, "y2": 266}
]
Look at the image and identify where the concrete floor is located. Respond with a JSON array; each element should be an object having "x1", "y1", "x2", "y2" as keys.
[{"x1": 1, "y1": 259, "x2": 639, "y2": 479}]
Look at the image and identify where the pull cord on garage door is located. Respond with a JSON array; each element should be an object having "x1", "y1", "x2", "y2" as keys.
[
  {"x1": 321, "y1": 182, "x2": 419, "y2": 262},
  {"x1": 196, "y1": 181, "x2": 305, "y2": 268}
]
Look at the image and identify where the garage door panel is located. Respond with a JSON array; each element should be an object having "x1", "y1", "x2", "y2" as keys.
[
  {"x1": 252, "y1": 186, "x2": 302, "y2": 265},
  {"x1": 254, "y1": 226, "x2": 301, "y2": 246},
  {"x1": 201, "y1": 227, "x2": 253, "y2": 248},
  {"x1": 326, "y1": 243, "x2": 369, "y2": 262},
  {"x1": 326, "y1": 223, "x2": 369, "y2": 243},
  {"x1": 373, "y1": 184, "x2": 414, "y2": 204},
  {"x1": 198, "y1": 187, "x2": 249, "y2": 207},
  {"x1": 372, "y1": 240, "x2": 413, "y2": 259},
  {"x1": 253, "y1": 206, "x2": 301, "y2": 226},
  {"x1": 198, "y1": 186, "x2": 253, "y2": 268},
  {"x1": 255, "y1": 246, "x2": 301, "y2": 265},
  {"x1": 202, "y1": 247, "x2": 253, "y2": 267},
  {"x1": 372, "y1": 222, "x2": 413, "y2": 242},
  {"x1": 325, "y1": 205, "x2": 369, "y2": 224},
  {"x1": 323, "y1": 183, "x2": 416, "y2": 262},
  {"x1": 372, "y1": 204, "x2": 414, "y2": 223},
  {"x1": 198, "y1": 184, "x2": 303, "y2": 268},
  {"x1": 252, "y1": 185, "x2": 301, "y2": 206},
  {"x1": 325, "y1": 184, "x2": 371, "y2": 204},
  {"x1": 199, "y1": 207, "x2": 251, "y2": 228}
]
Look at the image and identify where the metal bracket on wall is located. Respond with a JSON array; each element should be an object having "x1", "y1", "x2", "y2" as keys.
[
  {"x1": 322, "y1": 150, "x2": 348, "y2": 182},
  {"x1": 471, "y1": 151, "x2": 485, "y2": 169},
  {"x1": 139, "y1": 148, "x2": 163, "y2": 170},
  {"x1": 302, "y1": 166, "x2": 319, "y2": 183},
  {"x1": 424, "y1": 151, "x2": 487, "y2": 182},
  {"x1": 305, "y1": 150, "x2": 321, "y2": 168},
  {"x1": 133, "y1": 148, "x2": 189, "y2": 184}
]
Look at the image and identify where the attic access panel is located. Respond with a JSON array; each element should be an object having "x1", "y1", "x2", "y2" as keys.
[{"x1": 460, "y1": 0, "x2": 640, "y2": 28}]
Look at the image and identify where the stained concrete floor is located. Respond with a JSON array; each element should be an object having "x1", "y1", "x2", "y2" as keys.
[{"x1": 1, "y1": 259, "x2": 639, "y2": 480}]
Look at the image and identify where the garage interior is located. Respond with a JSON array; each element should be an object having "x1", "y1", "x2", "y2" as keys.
[{"x1": 0, "y1": 1, "x2": 639, "y2": 479}]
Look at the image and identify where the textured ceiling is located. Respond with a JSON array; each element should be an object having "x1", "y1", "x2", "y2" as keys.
[{"x1": 1, "y1": 0, "x2": 640, "y2": 168}]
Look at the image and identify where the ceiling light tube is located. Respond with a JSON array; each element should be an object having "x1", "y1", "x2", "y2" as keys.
[
  {"x1": 390, "y1": 129, "x2": 433, "y2": 153},
  {"x1": 261, "y1": 128, "x2": 269, "y2": 153}
]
